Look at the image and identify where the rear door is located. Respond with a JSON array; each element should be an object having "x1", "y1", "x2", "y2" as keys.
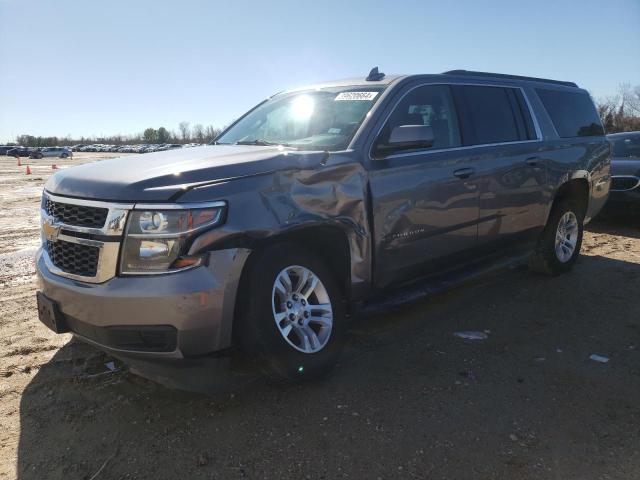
[
  {"x1": 451, "y1": 85, "x2": 547, "y2": 248},
  {"x1": 368, "y1": 84, "x2": 481, "y2": 288}
]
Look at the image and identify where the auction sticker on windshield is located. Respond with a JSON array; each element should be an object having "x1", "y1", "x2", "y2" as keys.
[{"x1": 334, "y1": 92, "x2": 379, "y2": 101}]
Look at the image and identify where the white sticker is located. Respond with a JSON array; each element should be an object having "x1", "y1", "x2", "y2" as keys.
[{"x1": 334, "y1": 91, "x2": 379, "y2": 101}]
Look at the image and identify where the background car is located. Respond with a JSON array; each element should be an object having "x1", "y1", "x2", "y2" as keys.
[
  {"x1": 6, "y1": 146, "x2": 33, "y2": 157},
  {"x1": 30, "y1": 147, "x2": 73, "y2": 159},
  {"x1": 607, "y1": 131, "x2": 640, "y2": 208},
  {"x1": 0, "y1": 145, "x2": 19, "y2": 155}
]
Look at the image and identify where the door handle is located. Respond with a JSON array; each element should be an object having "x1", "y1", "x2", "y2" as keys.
[
  {"x1": 525, "y1": 156, "x2": 540, "y2": 167},
  {"x1": 453, "y1": 167, "x2": 476, "y2": 179}
]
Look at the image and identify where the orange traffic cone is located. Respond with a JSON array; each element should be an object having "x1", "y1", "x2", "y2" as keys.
[
  {"x1": 25, "y1": 165, "x2": 31, "y2": 175},
  {"x1": 17, "y1": 157, "x2": 21, "y2": 166},
  {"x1": 52, "y1": 164, "x2": 58, "y2": 170}
]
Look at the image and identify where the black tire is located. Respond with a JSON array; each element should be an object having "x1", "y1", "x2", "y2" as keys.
[
  {"x1": 529, "y1": 198, "x2": 584, "y2": 275},
  {"x1": 60, "y1": 153, "x2": 68, "y2": 158},
  {"x1": 238, "y1": 243, "x2": 348, "y2": 382}
]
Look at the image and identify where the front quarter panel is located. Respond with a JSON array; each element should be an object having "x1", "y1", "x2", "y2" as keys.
[{"x1": 177, "y1": 153, "x2": 372, "y2": 299}]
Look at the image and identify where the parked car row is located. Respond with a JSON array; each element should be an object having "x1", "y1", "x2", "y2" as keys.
[
  {"x1": 1, "y1": 143, "x2": 209, "y2": 157},
  {"x1": 70, "y1": 143, "x2": 206, "y2": 153},
  {"x1": 1, "y1": 146, "x2": 72, "y2": 158}
]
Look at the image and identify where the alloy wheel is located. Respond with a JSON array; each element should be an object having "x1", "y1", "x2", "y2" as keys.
[{"x1": 271, "y1": 265, "x2": 333, "y2": 354}]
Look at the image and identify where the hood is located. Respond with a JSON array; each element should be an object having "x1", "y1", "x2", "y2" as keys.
[{"x1": 45, "y1": 145, "x2": 328, "y2": 202}]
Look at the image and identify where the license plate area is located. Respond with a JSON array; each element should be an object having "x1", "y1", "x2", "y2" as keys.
[{"x1": 36, "y1": 292, "x2": 69, "y2": 333}]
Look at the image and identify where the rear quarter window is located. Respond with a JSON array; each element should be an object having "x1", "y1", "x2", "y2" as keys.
[{"x1": 536, "y1": 89, "x2": 604, "y2": 138}]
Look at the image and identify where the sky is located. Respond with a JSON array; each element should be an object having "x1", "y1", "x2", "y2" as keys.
[{"x1": 0, "y1": 0, "x2": 639, "y2": 143}]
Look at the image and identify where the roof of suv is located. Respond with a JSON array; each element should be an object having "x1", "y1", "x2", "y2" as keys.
[{"x1": 283, "y1": 68, "x2": 579, "y2": 95}]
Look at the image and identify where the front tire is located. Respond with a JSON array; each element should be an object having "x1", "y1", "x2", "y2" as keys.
[
  {"x1": 239, "y1": 243, "x2": 347, "y2": 382},
  {"x1": 529, "y1": 198, "x2": 584, "y2": 275}
]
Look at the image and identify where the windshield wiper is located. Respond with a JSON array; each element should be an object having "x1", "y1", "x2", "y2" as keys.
[{"x1": 235, "y1": 139, "x2": 291, "y2": 147}]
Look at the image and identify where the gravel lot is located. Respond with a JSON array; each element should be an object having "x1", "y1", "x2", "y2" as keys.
[{"x1": 1, "y1": 153, "x2": 639, "y2": 480}]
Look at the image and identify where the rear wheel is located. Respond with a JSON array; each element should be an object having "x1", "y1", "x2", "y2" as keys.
[
  {"x1": 60, "y1": 153, "x2": 68, "y2": 158},
  {"x1": 529, "y1": 198, "x2": 584, "y2": 275},
  {"x1": 239, "y1": 244, "x2": 347, "y2": 382}
]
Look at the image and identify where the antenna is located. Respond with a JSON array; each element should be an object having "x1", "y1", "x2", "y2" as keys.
[{"x1": 366, "y1": 67, "x2": 385, "y2": 81}]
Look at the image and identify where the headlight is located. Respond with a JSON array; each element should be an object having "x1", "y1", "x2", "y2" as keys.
[{"x1": 120, "y1": 202, "x2": 225, "y2": 274}]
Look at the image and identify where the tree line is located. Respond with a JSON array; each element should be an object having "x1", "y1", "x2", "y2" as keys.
[
  {"x1": 595, "y1": 83, "x2": 640, "y2": 133},
  {"x1": 13, "y1": 122, "x2": 223, "y2": 148},
  {"x1": 9, "y1": 83, "x2": 640, "y2": 148}
]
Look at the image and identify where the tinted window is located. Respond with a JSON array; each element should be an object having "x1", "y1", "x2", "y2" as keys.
[
  {"x1": 453, "y1": 86, "x2": 523, "y2": 145},
  {"x1": 536, "y1": 89, "x2": 604, "y2": 137},
  {"x1": 512, "y1": 89, "x2": 537, "y2": 140},
  {"x1": 611, "y1": 135, "x2": 640, "y2": 159},
  {"x1": 379, "y1": 85, "x2": 461, "y2": 151}
]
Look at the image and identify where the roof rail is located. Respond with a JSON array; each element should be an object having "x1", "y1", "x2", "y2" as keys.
[{"x1": 442, "y1": 70, "x2": 578, "y2": 88}]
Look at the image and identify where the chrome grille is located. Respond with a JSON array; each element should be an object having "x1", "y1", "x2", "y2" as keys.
[
  {"x1": 45, "y1": 199, "x2": 109, "y2": 228},
  {"x1": 611, "y1": 176, "x2": 640, "y2": 192},
  {"x1": 40, "y1": 193, "x2": 132, "y2": 283},
  {"x1": 47, "y1": 240, "x2": 99, "y2": 277}
]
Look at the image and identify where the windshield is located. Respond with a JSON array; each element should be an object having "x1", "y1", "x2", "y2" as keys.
[{"x1": 215, "y1": 86, "x2": 385, "y2": 151}]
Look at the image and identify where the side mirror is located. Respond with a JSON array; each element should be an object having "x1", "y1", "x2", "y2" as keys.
[{"x1": 374, "y1": 125, "x2": 435, "y2": 159}]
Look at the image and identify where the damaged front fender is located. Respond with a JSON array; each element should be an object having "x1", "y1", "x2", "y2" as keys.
[{"x1": 178, "y1": 152, "x2": 373, "y2": 300}]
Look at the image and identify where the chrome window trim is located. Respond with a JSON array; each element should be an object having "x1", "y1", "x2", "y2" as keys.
[
  {"x1": 368, "y1": 82, "x2": 543, "y2": 162},
  {"x1": 610, "y1": 175, "x2": 640, "y2": 192}
]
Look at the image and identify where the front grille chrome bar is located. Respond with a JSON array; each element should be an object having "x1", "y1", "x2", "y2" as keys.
[{"x1": 41, "y1": 192, "x2": 134, "y2": 283}]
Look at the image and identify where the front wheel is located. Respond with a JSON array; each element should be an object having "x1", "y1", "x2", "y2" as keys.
[
  {"x1": 239, "y1": 244, "x2": 347, "y2": 382},
  {"x1": 529, "y1": 198, "x2": 584, "y2": 275}
]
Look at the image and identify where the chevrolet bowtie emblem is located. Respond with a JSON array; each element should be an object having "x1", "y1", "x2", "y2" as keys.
[{"x1": 42, "y1": 218, "x2": 61, "y2": 242}]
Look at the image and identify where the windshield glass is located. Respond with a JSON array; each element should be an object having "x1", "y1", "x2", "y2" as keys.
[{"x1": 215, "y1": 86, "x2": 385, "y2": 151}]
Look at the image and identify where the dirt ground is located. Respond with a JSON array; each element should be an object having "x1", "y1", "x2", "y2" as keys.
[{"x1": 1, "y1": 153, "x2": 639, "y2": 480}]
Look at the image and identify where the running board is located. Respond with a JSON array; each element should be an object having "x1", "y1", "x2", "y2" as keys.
[{"x1": 357, "y1": 252, "x2": 531, "y2": 318}]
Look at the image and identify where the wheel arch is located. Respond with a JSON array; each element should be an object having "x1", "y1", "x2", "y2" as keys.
[
  {"x1": 232, "y1": 225, "x2": 353, "y2": 344},
  {"x1": 547, "y1": 177, "x2": 590, "y2": 222}
]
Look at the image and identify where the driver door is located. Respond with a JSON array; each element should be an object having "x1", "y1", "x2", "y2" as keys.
[{"x1": 368, "y1": 84, "x2": 481, "y2": 288}]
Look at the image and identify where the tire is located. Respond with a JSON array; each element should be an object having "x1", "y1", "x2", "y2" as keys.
[
  {"x1": 529, "y1": 198, "x2": 584, "y2": 275},
  {"x1": 60, "y1": 153, "x2": 68, "y2": 158},
  {"x1": 238, "y1": 243, "x2": 348, "y2": 382}
]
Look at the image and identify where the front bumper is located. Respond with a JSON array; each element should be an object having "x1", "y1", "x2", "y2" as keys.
[{"x1": 36, "y1": 247, "x2": 250, "y2": 359}]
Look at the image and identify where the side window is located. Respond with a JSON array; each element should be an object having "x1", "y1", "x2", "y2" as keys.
[
  {"x1": 378, "y1": 85, "x2": 462, "y2": 151},
  {"x1": 536, "y1": 88, "x2": 604, "y2": 138},
  {"x1": 453, "y1": 86, "x2": 524, "y2": 145}
]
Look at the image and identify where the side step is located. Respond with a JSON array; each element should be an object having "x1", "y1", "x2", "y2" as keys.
[{"x1": 356, "y1": 252, "x2": 530, "y2": 318}]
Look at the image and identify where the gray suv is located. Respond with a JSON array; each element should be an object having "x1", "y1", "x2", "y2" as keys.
[
  {"x1": 31, "y1": 147, "x2": 73, "y2": 159},
  {"x1": 36, "y1": 69, "x2": 611, "y2": 381}
]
